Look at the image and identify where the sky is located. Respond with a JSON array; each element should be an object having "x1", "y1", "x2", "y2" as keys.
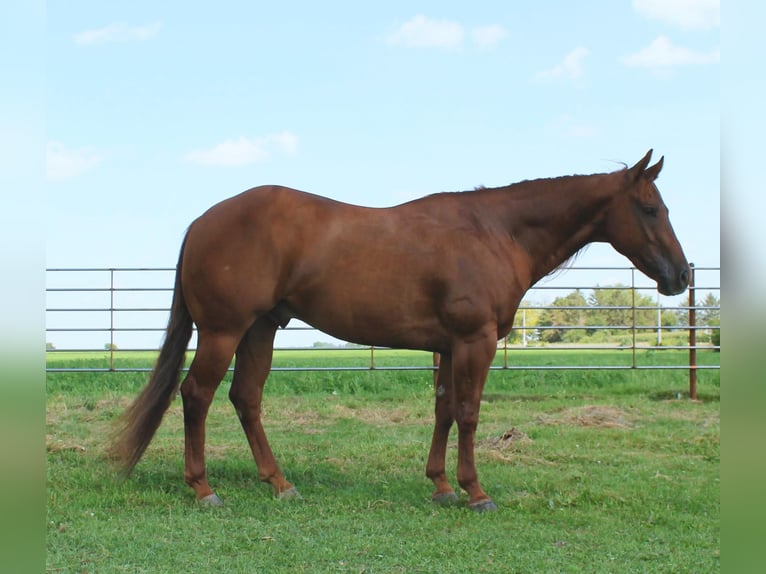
[
  {"x1": 36, "y1": 1, "x2": 723, "y2": 348},
  {"x1": 44, "y1": 0, "x2": 720, "y2": 273}
]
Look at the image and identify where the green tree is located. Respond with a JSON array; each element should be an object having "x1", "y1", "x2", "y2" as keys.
[
  {"x1": 537, "y1": 290, "x2": 588, "y2": 343},
  {"x1": 697, "y1": 292, "x2": 720, "y2": 324},
  {"x1": 675, "y1": 292, "x2": 719, "y2": 347},
  {"x1": 507, "y1": 299, "x2": 542, "y2": 345},
  {"x1": 660, "y1": 307, "x2": 681, "y2": 328},
  {"x1": 698, "y1": 292, "x2": 720, "y2": 348},
  {"x1": 587, "y1": 285, "x2": 657, "y2": 342}
]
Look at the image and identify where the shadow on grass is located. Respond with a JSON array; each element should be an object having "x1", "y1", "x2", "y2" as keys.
[
  {"x1": 121, "y1": 452, "x2": 449, "y2": 511},
  {"x1": 649, "y1": 389, "x2": 720, "y2": 403},
  {"x1": 482, "y1": 393, "x2": 550, "y2": 403}
]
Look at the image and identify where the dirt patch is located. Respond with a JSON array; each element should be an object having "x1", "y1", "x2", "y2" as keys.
[
  {"x1": 478, "y1": 427, "x2": 533, "y2": 449},
  {"x1": 329, "y1": 404, "x2": 426, "y2": 426},
  {"x1": 646, "y1": 407, "x2": 719, "y2": 430},
  {"x1": 96, "y1": 396, "x2": 133, "y2": 411},
  {"x1": 538, "y1": 405, "x2": 634, "y2": 429},
  {"x1": 46, "y1": 435, "x2": 87, "y2": 453},
  {"x1": 46, "y1": 396, "x2": 131, "y2": 456},
  {"x1": 476, "y1": 428, "x2": 551, "y2": 465}
]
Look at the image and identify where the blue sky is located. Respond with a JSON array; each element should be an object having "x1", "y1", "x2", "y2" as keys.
[{"x1": 45, "y1": 1, "x2": 719, "y2": 274}]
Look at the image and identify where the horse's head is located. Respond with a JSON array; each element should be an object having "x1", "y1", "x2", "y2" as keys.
[{"x1": 603, "y1": 150, "x2": 690, "y2": 296}]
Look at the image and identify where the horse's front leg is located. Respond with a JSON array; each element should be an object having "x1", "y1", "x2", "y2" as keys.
[
  {"x1": 425, "y1": 352, "x2": 458, "y2": 504},
  {"x1": 451, "y1": 328, "x2": 498, "y2": 511}
]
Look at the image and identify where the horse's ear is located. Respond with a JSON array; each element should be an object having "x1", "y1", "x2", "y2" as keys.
[
  {"x1": 644, "y1": 156, "x2": 664, "y2": 181},
  {"x1": 627, "y1": 149, "x2": 653, "y2": 181}
]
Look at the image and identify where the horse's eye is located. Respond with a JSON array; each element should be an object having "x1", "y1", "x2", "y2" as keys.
[{"x1": 642, "y1": 205, "x2": 658, "y2": 217}]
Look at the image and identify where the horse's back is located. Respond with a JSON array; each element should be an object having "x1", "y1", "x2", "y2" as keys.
[{"x1": 179, "y1": 185, "x2": 520, "y2": 349}]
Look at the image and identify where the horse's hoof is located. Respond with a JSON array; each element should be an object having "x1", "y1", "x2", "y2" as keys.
[
  {"x1": 468, "y1": 498, "x2": 498, "y2": 513},
  {"x1": 432, "y1": 492, "x2": 459, "y2": 506},
  {"x1": 199, "y1": 493, "x2": 224, "y2": 507},
  {"x1": 277, "y1": 486, "x2": 302, "y2": 501}
]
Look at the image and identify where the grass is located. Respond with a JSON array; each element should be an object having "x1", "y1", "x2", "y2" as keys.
[{"x1": 47, "y1": 350, "x2": 719, "y2": 573}]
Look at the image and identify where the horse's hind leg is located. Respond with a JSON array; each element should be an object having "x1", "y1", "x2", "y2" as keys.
[
  {"x1": 229, "y1": 317, "x2": 298, "y2": 499},
  {"x1": 181, "y1": 330, "x2": 239, "y2": 505}
]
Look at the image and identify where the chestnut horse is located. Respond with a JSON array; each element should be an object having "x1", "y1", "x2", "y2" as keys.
[{"x1": 111, "y1": 150, "x2": 689, "y2": 511}]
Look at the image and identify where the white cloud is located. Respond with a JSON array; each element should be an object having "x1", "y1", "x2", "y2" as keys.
[
  {"x1": 46, "y1": 141, "x2": 104, "y2": 182},
  {"x1": 535, "y1": 47, "x2": 590, "y2": 81},
  {"x1": 622, "y1": 36, "x2": 719, "y2": 68},
  {"x1": 270, "y1": 130, "x2": 299, "y2": 155},
  {"x1": 387, "y1": 15, "x2": 464, "y2": 49},
  {"x1": 471, "y1": 25, "x2": 508, "y2": 50},
  {"x1": 386, "y1": 16, "x2": 508, "y2": 51},
  {"x1": 73, "y1": 22, "x2": 162, "y2": 45},
  {"x1": 633, "y1": 0, "x2": 719, "y2": 29},
  {"x1": 185, "y1": 132, "x2": 299, "y2": 167}
]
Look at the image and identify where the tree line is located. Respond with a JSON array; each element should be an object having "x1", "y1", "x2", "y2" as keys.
[{"x1": 507, "y1": 285, "x2": 720, "y2": 347}]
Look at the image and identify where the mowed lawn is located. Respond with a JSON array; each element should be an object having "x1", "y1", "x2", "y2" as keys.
[{"x1": 46, "y1": 349, "x2": 720, "y2": 573}]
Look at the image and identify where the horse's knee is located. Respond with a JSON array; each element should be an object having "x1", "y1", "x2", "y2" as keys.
[
  {"x1": 179, "y1": 376, "x2": 197, "y2": 406},
  {"x1": 180, "y1": 376, "x2": 215, "y2": 419},
  {"x1": 228, "y1": 383, "x2": 262, "y2": 422},
  {"x1": 458, "y1": 421, "x2": 478, "y2": 437},
  {"x1": 455, "y1": 406, "x2": 479, "y2": 431},
  {"x1": 227, "y1": 384, "x2": 242, "y2": 409}
]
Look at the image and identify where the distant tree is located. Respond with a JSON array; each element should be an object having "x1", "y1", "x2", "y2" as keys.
[
  {"x1": 46, "y1": 342, "x2": 56, "y2": 351},
  {"x1": 660, "y1": 307, "x2": 681, "y2": 328},
  {"x1": 710, "y1": 321, "x2": 720, "y2": 349},
  {"x1": 537, "y1": 290, "x2": 588, "y2": 343},
  {"x1": 587, "y1": 285, "x2": 657, "y2": 329},
  {"x1": 104, "y1": 343, "x2": 118, "y2": 351},
  {"x1": 534, "y1": 285, "x2": 683, "y2": 344},
  {"x1": 675, "y1": 292, "x2": 720, "y2": 347},
  {"x1": 312, "y1": 341, "x2": 336, "y2": 348},
  {"x1": 697, "y1": 293, "x2": 720, "y2": 324},
  {"x1": 507, "y1": 299, "x2": 541, "y2": 344},
  {"x1": 698, "y1": 292, "x2": 720, "y2": 348}
]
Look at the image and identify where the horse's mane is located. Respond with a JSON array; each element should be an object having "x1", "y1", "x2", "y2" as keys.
[
  {"x1": 468, "y1": 175, "x2": 602, "y2": 280},
  {"x1": 470, "y1": 163, "x2": 630, "y2": 196},
  {"x1": 546, "y1": 244, "x2": 590, "y2": 281}
]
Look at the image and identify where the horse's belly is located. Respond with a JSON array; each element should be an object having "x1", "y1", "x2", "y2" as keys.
[{"x1": 286, "y1": 293, "x2": 448, "y2": 352}]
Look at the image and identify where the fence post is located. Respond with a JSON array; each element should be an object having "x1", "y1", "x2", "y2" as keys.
[
  {"x1": 109, "y1": 268, "x2": 115, "y2": 372},
  {"x1": 688, "y1": 263, "x2": 697, "y2": 400}
]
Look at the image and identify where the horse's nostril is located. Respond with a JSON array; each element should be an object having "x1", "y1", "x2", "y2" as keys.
[{"x1": 680, "y1": 268, "x2": 690, "y2": 285}]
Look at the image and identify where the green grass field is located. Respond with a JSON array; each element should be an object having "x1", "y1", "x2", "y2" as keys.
[{"x1": 47, "y1": 349, "x2": 719, "y2": 573}]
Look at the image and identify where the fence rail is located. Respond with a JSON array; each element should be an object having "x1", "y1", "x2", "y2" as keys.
[{"x1": 46, "y1": 265, "x2": 720, "y2": 398}]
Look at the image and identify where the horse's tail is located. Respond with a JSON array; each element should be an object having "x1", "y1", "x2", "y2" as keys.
[{"x1": 110, "y1": 235, "x2": 194, "y2": 477}]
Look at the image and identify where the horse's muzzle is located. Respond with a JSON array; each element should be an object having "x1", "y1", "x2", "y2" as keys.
[{"x1": 658, "y1": 264, "x2": 690, "y2": 296}]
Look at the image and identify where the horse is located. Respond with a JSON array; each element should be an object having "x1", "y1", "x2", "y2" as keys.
[{"x1": 110, "y1": 150, "x2": 689, "y2": 511}]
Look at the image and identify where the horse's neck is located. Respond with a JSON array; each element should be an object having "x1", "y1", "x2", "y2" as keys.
[{"x1": 490, "y1": 174, "x2": 617, "y2": 284}]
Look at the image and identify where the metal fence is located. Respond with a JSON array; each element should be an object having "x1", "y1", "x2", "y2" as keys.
[{"x1": 46, "y1": 264, "x2": 720, "y2": 396}]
